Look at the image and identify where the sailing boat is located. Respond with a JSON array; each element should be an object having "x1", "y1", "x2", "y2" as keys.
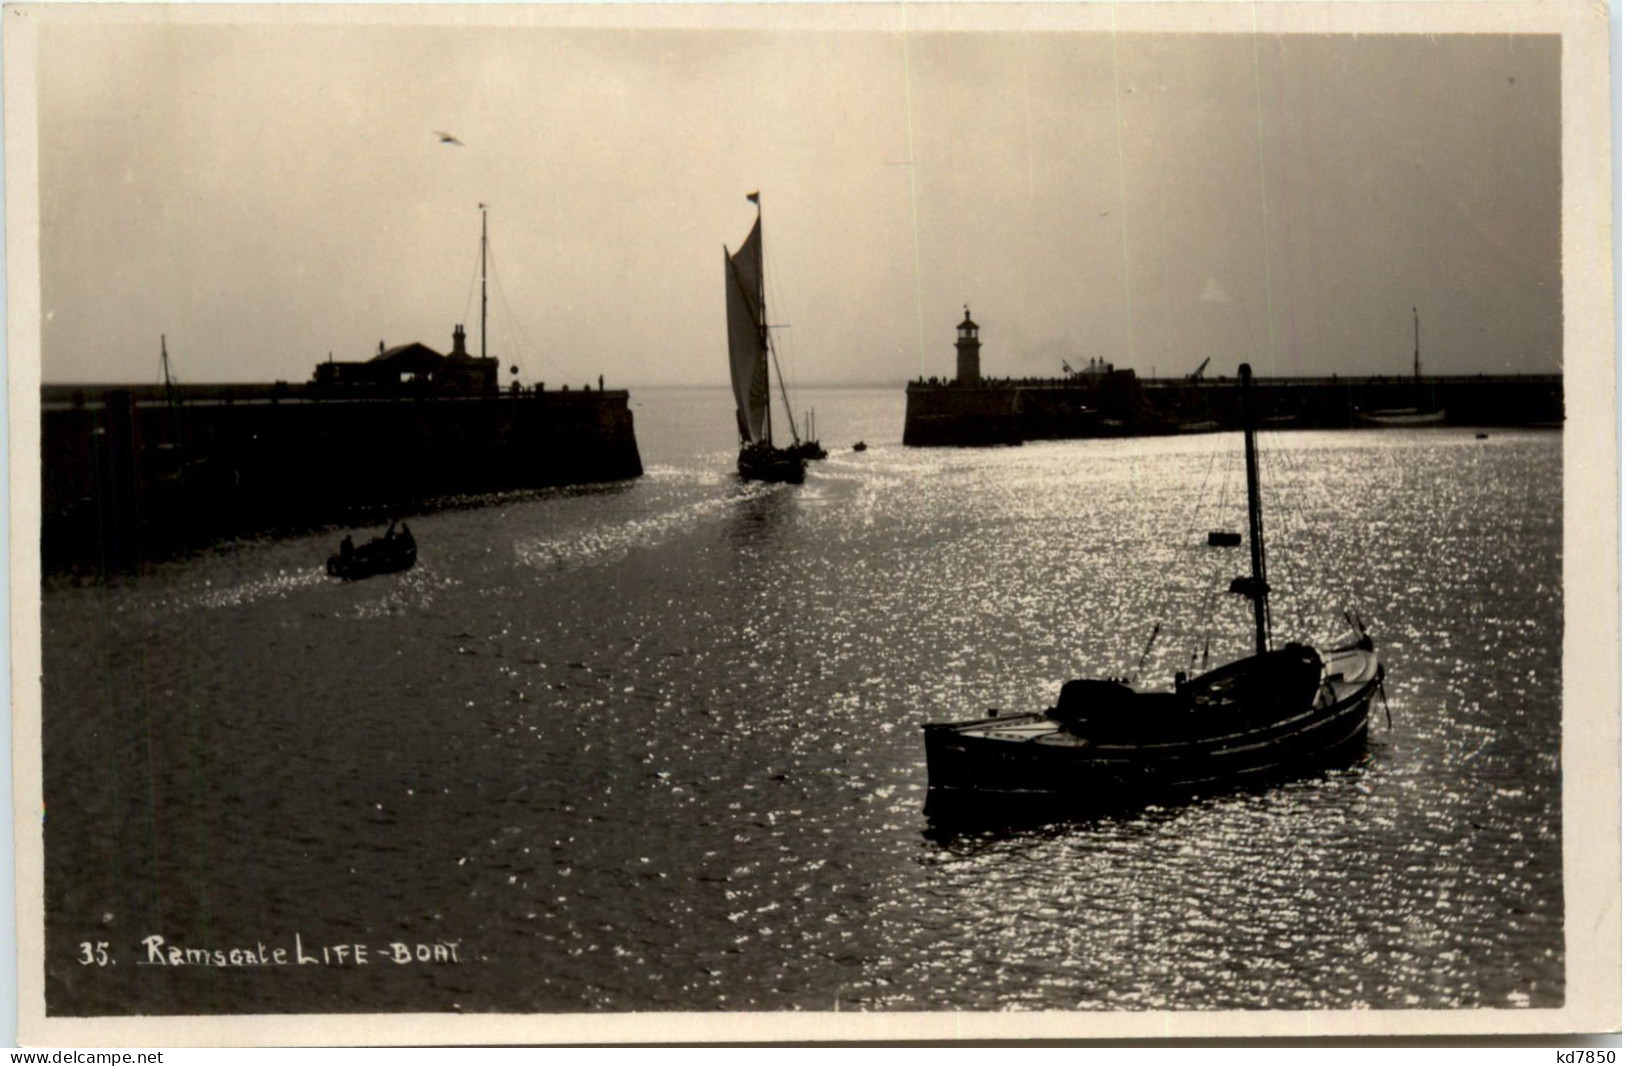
[
  {"x1": 790, "y1": 409, "x2": 828, "y2": 462},
  {"x1": 1359, "y1": 307, "x2": 1446, "y2": 426},
  {"x1": 922, "y1": 364, "x2": 1385, "y2": 808},
  {"x1": 726, "y1": 193, "x2": 806, "y2": 484}
]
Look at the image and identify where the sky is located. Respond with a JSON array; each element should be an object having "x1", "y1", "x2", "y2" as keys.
[{"x1": 35, "y1": 12, "x2": 1562, "y2": 387}]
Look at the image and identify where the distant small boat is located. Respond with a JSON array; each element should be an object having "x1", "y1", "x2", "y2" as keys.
[
  {"x1": 725, "y1": 193, "x2": 807, "y2": 485},
  {"x1": 789, "y1": 438, "x2": 828, "y2": 462},
  {"x1": 1358, "y1": 408, "x2": 1446, "y2": 427},
  {"x1": 1476, "y1": 432, "x2": 1490, "y2": 440},
  {"x1": 791, "y1": 410, "x2": 828, "y2": 461},
  {"x1": 327, "y1": 522, "x2": 416, "y2": 580},
  {"x1": 1207, "y1": 531, "x2": 1242, "y2": 547},
  {"x1": 853, "y1": 441, "x2": 868, "y2": 452},
  {"x1": 1359, "y1": 309, "x2": 1445, "y2": 427}
]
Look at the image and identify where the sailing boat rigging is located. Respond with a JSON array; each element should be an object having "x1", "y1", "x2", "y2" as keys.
[
  {"x1": 791, "y1": 408, "x2": 828, "y2": 462},
  {"x1": 921, "y1": 364, "x2": 1385, "y2": 810},
  {"x1": 725, "y1": 193, "x2": 806, "y2": 484},
  {"x1": 154, "y1": 334, "x2": 193, "y2": 472},
  {"x1": 1359, "y1": 307, "x2": 1446, "y2": 426},
  {"x1": 160, "y1": 334, "x2": 177, "y2": 409}
]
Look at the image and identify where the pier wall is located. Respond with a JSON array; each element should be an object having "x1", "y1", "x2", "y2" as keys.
[
  {"x1": 903, "y1": 373, "x2": 1563, "y2": 447},
  {"x1": 41, "y1": 386, "x2": 643, "y2": 571},
  {"x1": 902, "y1": 384, "x2": 1022, "y2": 446}
]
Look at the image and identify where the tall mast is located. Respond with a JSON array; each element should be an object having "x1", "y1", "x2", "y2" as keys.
[
  {"x1": 160, "y1": 334, "x2": 177, "y2": 408},
  {"x1": 1412, "y1": 306, "x2": 1419, "y2": 384},
  {"x1": 754, "y1": 195, "x2": 771, "y2": 445},
  {"x1": 1240, "y1": 363, "x2": 1270, "y2": 656},
  {"x1": 481, "y1": 204, "x2": 489, "y2": 362},
  {"x1": 754, "y1": 194, "x2": 800, "y2": 445}
]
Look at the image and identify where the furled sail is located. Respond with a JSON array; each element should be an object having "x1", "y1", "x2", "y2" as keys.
[{"x1": 725, "y1": 219, "x2": 771, "y2": 444}]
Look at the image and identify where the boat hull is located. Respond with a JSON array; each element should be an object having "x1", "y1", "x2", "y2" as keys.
[
  {"x1": 737, "y1": 445, "x2": 806, "y2": 484},
  {"x1": 922, "y1": 671, "x2": 1380, "y2": 808},
  {"x1": 1357, "y1": 409, "x2": 1446, "y2": 427},
  {"x1": 788, "y1": 440, "x2": 828, "y2": 462},
  {"x1": 326, "y1": 542, "x2": 417, "y2": 580}
]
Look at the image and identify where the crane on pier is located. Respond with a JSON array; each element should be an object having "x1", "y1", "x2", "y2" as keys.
[{"x1": 1188, "y1": 356, "x2": 1211, "y2": 382}]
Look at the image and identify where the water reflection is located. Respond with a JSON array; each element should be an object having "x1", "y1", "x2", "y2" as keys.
[
  {"x1": 920, "y1": 796, "x2": 1196, "y2": 851},
  {"x1": 724, "y1": 483, "x2": 799, "y2": 547},
  {"x1": 432, "y1": 476, "x2": 641, "y2": 511},
  {"x1": 920, "y1": 735, "x2": 1379, "y2": 844},
  {"x1": 40, "y1": 397, "x2": 1564, "y2": 1014}
]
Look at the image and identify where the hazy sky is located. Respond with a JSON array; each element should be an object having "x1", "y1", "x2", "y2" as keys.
[{"x1": 37, "y1": 14, "x2": 1560, "y2": 386}]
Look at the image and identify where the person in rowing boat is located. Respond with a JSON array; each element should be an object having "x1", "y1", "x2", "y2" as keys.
[{"x1": 340, "y1": 534, "x2": 354, "y2": 560}]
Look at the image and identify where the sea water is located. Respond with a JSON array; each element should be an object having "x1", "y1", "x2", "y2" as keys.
[{"x1": 40, "y1": 386, "x2": 1562, "y2": 1013}]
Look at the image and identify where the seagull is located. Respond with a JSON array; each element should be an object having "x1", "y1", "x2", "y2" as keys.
[{"x1": 435, "y1": 131, "x2": 464, "y2": 146}]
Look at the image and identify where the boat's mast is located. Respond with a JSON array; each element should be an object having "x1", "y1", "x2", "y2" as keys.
[
  {"x1": 1412, "y1": 306, "x2": 1419, "y2": 385},
  {"x1": 753, "y1": 196, "x2": 772, "y2": 445},
  {"x1": 481, "y1": 204, "x2": 489, "y2": 362},
  {"x1": 751, "y1": 194, "x2": 803, "y2": 447},
  {"x1": 160, "y1": 334, "x2": 178, "y2": 409},
  {"x1": 1240, "y1": 363, "x2": 1270, "y2": 656}
]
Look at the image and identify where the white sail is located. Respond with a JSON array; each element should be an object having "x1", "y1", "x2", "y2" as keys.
[{"x1": 725, "y1": 219, "x2": 771, "y2": 444}]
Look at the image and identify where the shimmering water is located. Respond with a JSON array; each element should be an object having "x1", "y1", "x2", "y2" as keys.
[{"x1": 41, "y1": 386, "x2": 1562, "y2": 1014}]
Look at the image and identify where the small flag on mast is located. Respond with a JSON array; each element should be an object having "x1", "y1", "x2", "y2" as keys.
[{"x1": 746, "y1": 191, "x2": 760, "y2": 204}]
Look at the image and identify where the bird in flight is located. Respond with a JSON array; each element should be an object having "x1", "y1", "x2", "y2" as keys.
[{"x1": 435, "y1": 131, "x2": 464, "y2": 146}]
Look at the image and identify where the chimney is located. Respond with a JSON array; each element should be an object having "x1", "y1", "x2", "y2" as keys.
[{"x1": 452, "y1": 324, "x2": 467, "y2": 359}]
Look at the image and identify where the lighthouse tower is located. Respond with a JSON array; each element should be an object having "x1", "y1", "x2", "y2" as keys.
[{"x1": 955, "y1": 307, "x2": 982, "y2": 384}]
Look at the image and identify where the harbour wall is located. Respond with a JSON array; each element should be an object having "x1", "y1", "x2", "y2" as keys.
[
  {"x1": 903, "y1": 373, "x2": 1563, "y2": 447},
  {"x1": 41, "y1": 384, "x2": 643, "y2": 572}
]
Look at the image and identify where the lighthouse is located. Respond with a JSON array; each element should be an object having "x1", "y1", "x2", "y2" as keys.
[{"x1": 955, "y1": 307, "x2": 982, "y2": 384}]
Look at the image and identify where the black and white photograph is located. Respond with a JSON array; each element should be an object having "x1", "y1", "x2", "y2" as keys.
[{"x1": 8, "y1": 1, "x2": 1617, "y2": 1045}]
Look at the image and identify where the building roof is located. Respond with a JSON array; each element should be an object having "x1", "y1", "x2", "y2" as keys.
[{"x1": 369, "y1": 342, "x2": 444, "y2": 370}]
